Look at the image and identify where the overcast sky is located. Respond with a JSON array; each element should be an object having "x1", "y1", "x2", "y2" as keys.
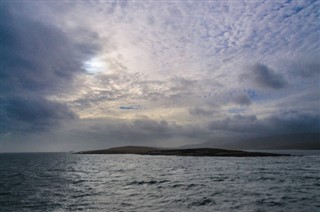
[{"x1": 1, "y1": 0, "x2": 319, "y2": 152}]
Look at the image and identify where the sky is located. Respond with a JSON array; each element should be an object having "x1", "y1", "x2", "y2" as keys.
[{"x1": 0, "y1": 0, "x2": 319, "y2": 152}]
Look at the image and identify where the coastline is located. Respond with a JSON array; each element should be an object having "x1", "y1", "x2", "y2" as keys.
[{"x1": 76, "y1": 146, "x2": 290, "y2": 157}]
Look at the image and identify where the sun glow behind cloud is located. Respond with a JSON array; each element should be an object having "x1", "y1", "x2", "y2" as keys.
[{"x1": 83, "y1": 57, "x2": 107, "y2": 74}]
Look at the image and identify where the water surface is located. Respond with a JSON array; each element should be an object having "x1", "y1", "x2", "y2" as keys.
[{"x1": 0, "y1": 152, "x2": 319, "y2": 211}]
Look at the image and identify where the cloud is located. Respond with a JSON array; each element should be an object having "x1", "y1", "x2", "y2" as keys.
[
  {"x1": 2, "y1": 110, "x2": 319, "y2": 152},
  {"x1": 1, "y1": 95, "x2": 77, "y2": 134},
  {"x1": 67, "y1": 118, "x2": 183, "y2": 148},
  {"x1": 230, "y1": 92, "x2": 251, "y2": 105},
  {"x1": 1, "y1": 1, "x2": 319, "y2": 151},
  {"x1": 189, "y1": 107, "x2": 214, "y2": 117},
  {"x1": 208, "y1": 114, "x2": 259, "y2": 133},
  {"x1": 288, "y1": 61, "x2": 320, "y2": 78},
  {"x1": 0, "y1": 3, "x2": 96, "y2": 134},
  {"x1": 119, "y1": 105, "x2": 143, "y2": 110},
  {"x1": 133, "y1": 119, "x2": 169, "y2": 133},
  {"x1": 265, "y1": 110, "x2": 320, "y2": 134},
  {"x1": 208, "y1": 111, "x2": 320, "y2": 135},
  {"x1": 2, "y1": 4, "x2": 83, "y2": 95},
  {"x1": 241, "y1": 63, "x2": 288, "y2": 89}
]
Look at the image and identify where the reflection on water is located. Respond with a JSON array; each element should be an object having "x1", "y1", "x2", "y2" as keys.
[{"x1": 0, "y1": 152, "x2": 319, "y2": 211}]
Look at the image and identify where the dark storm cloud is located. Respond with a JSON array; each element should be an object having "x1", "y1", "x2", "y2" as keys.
[
  {"x1": 265, "y1": 110, "x2": 320, "y2": 134},
  {"x1": 5, "y1": 96, "x2": 76, "y2": 123},
  {"x1": 208, "y1": 111, "x2": 320, "y2": 135},
  {"x1": 241, "y1": 63, "x2": 288, "y2": 89},
  {"x1": 208, "y1": 114, "x2": 259, "y2": 133},
  {"x1": 0, "y1": 3, "x2": 97, "y2": 134},
  {"x1": 1, "y1": 3, "x2": 97, "y2": 95},
  {"x1": 1, "y1": 95, "x2": 77, "y2": 133}
]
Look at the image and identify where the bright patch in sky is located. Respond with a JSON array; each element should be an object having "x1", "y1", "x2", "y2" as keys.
[{"x1": 83, "y1": 57, "x2": 106, "y2": 74}]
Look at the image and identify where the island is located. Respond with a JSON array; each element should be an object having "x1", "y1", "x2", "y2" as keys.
[{"x1": 75, "y1": 146, "x2": 289, "y2": 157}]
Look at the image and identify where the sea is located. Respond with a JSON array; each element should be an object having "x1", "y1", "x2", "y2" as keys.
[{"x1": 0, "y1": 151, "x2": 319, "y2": 212}]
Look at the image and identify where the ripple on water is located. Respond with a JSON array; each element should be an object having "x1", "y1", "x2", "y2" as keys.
[
  {"x1": 127, "y1": 180, "x2": 170, "y2": 186},
  {"x1": 188, "y1": 197, "x2": 216, "y2": 207}
]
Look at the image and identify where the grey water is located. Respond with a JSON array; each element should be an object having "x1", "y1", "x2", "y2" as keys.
[{"x1": 0, "y1": 152, "x2": 319, "y2": 212}]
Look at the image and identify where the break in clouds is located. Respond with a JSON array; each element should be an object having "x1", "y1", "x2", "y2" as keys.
[{"x1": 1, "y1": 1, "x2": 319, "y2": 152}]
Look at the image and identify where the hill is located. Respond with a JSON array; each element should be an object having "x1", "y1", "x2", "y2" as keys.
[{"x1": 76, "y1": 146, "x2": 289, "y2": 157}]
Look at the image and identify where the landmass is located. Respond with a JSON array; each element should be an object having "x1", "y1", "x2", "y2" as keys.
[{"x1": 76, "y1": 146, "x2": 289, "y2": 157}]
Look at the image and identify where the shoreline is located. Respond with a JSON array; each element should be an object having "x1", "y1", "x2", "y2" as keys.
[{"x1": 76, "y1": 146, "x2": 290, "y2": 157}]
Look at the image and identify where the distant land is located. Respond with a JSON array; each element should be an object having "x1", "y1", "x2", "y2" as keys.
[{"x1": 76, "y1": 146, "x2": 289, "y2": 157}]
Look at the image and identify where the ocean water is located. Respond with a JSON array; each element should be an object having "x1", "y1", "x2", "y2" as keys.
[{"x1": 0, "y1": 152, "x2": 319, "y2": 212}]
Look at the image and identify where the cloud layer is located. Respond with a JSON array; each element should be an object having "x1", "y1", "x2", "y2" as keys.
[{"x1": 1, "y1": 1, "x2": 319, "y2": 152}]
